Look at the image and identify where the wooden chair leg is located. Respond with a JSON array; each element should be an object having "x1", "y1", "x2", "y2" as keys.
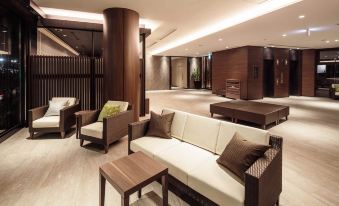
[
  {"x1": 104, "y1": 145, "x2": 108, "y2": 154},
  {"x1": 276, "y1": 196, "x2": 280, "y2": 205},
  {"x1": 61, "y1": 132, "x2": 65, "y2": 139},
  {"x1": 80, "y1": 139, "x2": 84, "y2": 147},
  {"x1": 29, "y1": 132, "x2": 34, "y2": 139}
]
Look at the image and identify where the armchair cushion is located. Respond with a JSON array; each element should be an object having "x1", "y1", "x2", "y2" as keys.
[
  {"x1": 44, "y1": 100, "x2": 67, "y2": 117},
  {"x1": 107, "y1": 100, "x2": 129, "y2": 111},
  {"x1": 97, "y1": 104, "x2": 121, "y2": 122},
  {"x1": 32, "y1": 116, "x2": 60, "y2": 128},
  {"x1": 51, "y1": 97, "x2": 76, "y2": 106},
  {"x1": 81, "y1": 122, "x2": 103, "y2": 139}
]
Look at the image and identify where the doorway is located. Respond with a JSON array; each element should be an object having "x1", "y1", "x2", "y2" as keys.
[{"x1": 263, "y1": 60, "x2": 274, "y2": 97}]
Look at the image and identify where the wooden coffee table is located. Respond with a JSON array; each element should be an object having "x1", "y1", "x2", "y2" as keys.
[{"x1": 99, "y1": 151, "x2": 168, "y2": 206}]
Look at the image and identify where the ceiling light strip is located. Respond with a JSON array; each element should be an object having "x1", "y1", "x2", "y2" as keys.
[{"x1": 151, "y1": 0, "x2": 302, "y2": 55}]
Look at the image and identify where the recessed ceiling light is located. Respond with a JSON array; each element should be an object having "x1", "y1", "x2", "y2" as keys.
[
  {"x1": 335, "y1": 39, "x2": 339, "y2": 42},
  {"x1": 282, "y1": 34, "x2": 287, "y2": 37},
  {"x1": 297, "y1": 48, "x2": 300, "y2": 49},
  {"x1": 218, "y1": 38, "x2": 223, "y2": 41},
  {"x1": 325, "y1": 40, "x2": 330, "y2": 43},
  {"x1": 298, "y1": 15, "x2": 305, "y2": 19},
  {"x1": 63, "y1": 34, "x2": 67, "y2": 37},
  {"x1": 2, "y1": 30, "x2": 7, "y2": 33},
  {"x1": 264, "y1": 46, "x2": 267, "y2": 48},
  {"x1": 225, "y1": 46, "x2": 229, "y2": 49}
]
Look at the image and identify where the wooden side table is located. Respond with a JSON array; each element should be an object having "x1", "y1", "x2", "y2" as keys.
[{"x1": 99, "y1": 151, "x2": 168, "y2": 206}]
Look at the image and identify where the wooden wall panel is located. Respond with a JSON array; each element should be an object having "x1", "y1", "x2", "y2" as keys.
[
  {"x1": 29, "y1": 56, "x2": 104, "y2": 110},
  {"x1": 247, "y1": 46, "x2": 264, "y2": 99},
  {"x1": 212, "y1": 47, "x2": 248, "y2": 99},
  {"x1": 274, "y1": 48, "x2": 290, "y2": 97},
  {"x1": 301, "y1": 49, "x2": 316, "y2": 96}
]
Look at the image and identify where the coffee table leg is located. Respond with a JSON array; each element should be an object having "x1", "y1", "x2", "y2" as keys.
[
  {"x1": 138, "y1": 189, "x2": 141, "y2": 198},
  {"x1": 162, "y1": 174, "x2": 168, "y2": 206},
  {"x1": 99, "y1": 173, "x2": 106, "y2": 206},
  {"x1": 211, "y1": 113, "x2": 214, "y2": 117},
  {"x1": 121, "y1": 196, "x2": 129, "y2": 206}
]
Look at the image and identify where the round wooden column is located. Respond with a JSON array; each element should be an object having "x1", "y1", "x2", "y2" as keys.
[{"x1": 103, "y1": 8, "x2": 140, "y2": 120}]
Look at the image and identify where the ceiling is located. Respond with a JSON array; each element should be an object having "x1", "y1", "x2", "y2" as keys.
[{"x1": 33, "y1": 0, "x2": 339, "y2": 56}]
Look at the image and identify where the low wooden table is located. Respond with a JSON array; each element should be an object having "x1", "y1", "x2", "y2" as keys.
[
  {"x1": 99, "y1": 151, "x2": 168, "y2": 206},
  {"x1": 210, "y1": 100, "x2": 289, "y2": 129}
]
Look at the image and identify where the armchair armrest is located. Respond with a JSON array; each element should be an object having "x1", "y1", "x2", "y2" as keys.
[
  {"x1": 127, "y1": 119, "x2": 150, "y2": 154},
  {"x1": 60, "y1": 103, "x2": 81, "y2": 131},
  {"x1": 76, "y1": 110, "x2": 100, "y2": 128},
  {"x1": 28, "y1": 105, "x2": 48, "y2": 129},
  {"x1": 103, "y1": 109, "x2": 134, "y2": 143},
  {"x1": 244, "y1": 135, "x2": 283, "y2": 206}
]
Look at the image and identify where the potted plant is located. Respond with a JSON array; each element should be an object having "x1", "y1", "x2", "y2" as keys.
[{"x1": 191, "y1": 68, "x2": 201, "y2": 89}]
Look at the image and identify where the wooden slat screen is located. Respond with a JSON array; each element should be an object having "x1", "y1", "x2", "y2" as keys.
[{"x1": 29, "y1": 56, "x2": 104, "y2": 110}]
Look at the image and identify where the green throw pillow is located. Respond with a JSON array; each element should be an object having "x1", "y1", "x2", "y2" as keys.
[
  {"x1": 336, "y1": 86, "x2": 339, "y2": 92},
  {"x1": 97, "y1": 104, "x2": 121, "y2": 122}
]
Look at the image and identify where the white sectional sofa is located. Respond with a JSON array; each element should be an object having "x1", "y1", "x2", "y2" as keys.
[{"x1": 128, "y1": 108, "x2": 282, "y2": 206}]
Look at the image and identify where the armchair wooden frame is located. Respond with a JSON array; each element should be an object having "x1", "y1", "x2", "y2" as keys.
[
  {"x1": 28, "y1": 99, "x2": 81, "y2": 139},
  {"x1": 77, "y1": 104, "x2": 134, "y2": 153}
]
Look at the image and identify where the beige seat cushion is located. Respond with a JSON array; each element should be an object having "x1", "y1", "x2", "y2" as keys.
[
  {"x1": 32, "y1": 116, "x2": 60, "y2": 128},
  {"x1": 182, "y1": 114, "x2": 221, "y2": 153},
  {"x1": 130, "y1": 137, "x2": 181, "y2": 158},
  {"x1": 162, "y1": 108, "x2": 188, "y2": 140},
  {"x1": 107, "y1": 101, "x2": 129, "y2": 112},
  {"x1": 335, "y1": 92, "x2": 339, "y2": 96},
  {"x1": 81, "y1": 122, "x2": 103, "y2": 139},
  {"x1": 188, "y1": 155, "x2": 244, "y2": 206},
  {"x1": 154, "y1": 142, "x2": 214, "y2": 184},
  {"x1": 216, "y1": 121, "x2": 269, "y2": 155},
  {"x1": 51, "y1": 97, "x2": 76, "y2": 106}
]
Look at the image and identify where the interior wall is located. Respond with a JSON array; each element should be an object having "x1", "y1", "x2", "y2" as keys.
[
  {"x1": 37, "y1": 30, "x2": 75, "y2": 56},
  {"x1": 212, "y1": 47, "x2": 249, "y2": 98},
  {"x1": 171, "y1": 57, "x2": 187, "y2": 88},
  {"x1": 301, "y1": 49, "x2": 316, "y2": 96},
  {"x1": 146, "y1": 55, "x2": 170, "y2": 90}
]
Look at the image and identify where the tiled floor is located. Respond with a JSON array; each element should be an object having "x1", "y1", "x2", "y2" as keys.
[{"x1": 0, "y1": 89, "x2": 338, "y2": 206}]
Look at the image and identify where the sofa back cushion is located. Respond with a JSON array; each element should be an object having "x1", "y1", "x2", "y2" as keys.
[
  {"x1": 52, "y1": 97, "x2": 76, "y2": 106},
  {"x1": 162, "y1": 108, "x2": 188, "y2": 140},
  {"x1": 216, "y1": 121, "x2": 269, "y2": 155},
  {"x1": 182, "y1": 114, "x2": 220, "y2": 153}
]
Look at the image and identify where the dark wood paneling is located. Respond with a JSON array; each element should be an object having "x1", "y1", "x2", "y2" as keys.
[
  {"x1": 103, "y1": 8, "x2": 140, "y2": 121},
  {"x1": 273, "y1": 48, "x2": 290, "y2": 97},
  {"x1": 247, "y1": 46, "x2": 264, "y2": 99},
  {"x1": 212, "y1": 47, "x2": 248, "y2": 99},
  {"x1": 301, "y1": 49, "x2": 316, "y2": 96},
  {"x1": 29, "y1": 56, "x2": 104, "y2": 110}
]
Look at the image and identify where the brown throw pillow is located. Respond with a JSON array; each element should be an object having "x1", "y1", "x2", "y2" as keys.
[
  {"x1": 216, "y1": 132, "x2": 270, "y2": 181},
  {"x1": 146, "y1": 111, "x2": 175, "y2": 139}
]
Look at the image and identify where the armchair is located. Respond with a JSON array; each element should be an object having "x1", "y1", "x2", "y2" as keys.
[
  {"x1": 329, "y1": 84, "x2": 339, "y2": 99},
  {"x1": 28, "y1": 97, "x2": 81, "y2": 139},
  {"x1": 77, "y1": 104, "x2": 134, "y2": 153}
]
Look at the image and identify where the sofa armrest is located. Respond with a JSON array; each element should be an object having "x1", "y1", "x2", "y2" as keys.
[
  {"x1": 128, "y1": 119, "x2": 150, "y2": 154},
  {"x1": 60, "y1": 103, "x2": 81, "y2": 131},
  {"x1": 244, "y1": 135, "x2": 283, "y2": 206},
  {"x1": 28, "y1": 105, "x2": 49, "y2": 129},
  {"x1": 103, "y1": 109, "x2": 134, "y2": 144}
]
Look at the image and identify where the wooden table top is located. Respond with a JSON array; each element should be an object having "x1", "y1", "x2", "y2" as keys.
[{"x1": 99, "y1": 152, "x2": 168, "y2": 195}]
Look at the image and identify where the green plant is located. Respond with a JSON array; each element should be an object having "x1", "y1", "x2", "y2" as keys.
[{"x1": 191, "y1": 68, "x2": 200, "y2": 81}]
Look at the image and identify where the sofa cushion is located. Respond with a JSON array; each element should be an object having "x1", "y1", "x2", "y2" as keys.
[
  {"x1": 188, "y1": 155, "x2": 244, "y2": 206},
  {"x1": 162, "y1": 108, "x2": 188, "y2": 140},
  {"x1": 182, "y1": 114, "x2": 220, "y2": 153},
  {"x1": 81, "y1": 122, "x2": 103, "y2": 139},
  {"x1": 217, "y1": 132, "x2": 270, "y2": 181},
  {"x1": 335, "y1": 92, "x2": 339, "y2": 96},
  {"x1": 155, "y1": 142, "x2": 214, "y2": 184},
  {"x1": 146, "y1": 111, "x2": 175, "y2": 139},
  {"x1": 51, "y1": 97, "x2": 76, "y2": 106},
  {"x1": 130, "y1": 136, "x2": 181, "y2": 158},
  {"x1": 216, "y1": 121, "x2": 269, "y2": 155},
  {"x1": 97, "y1": 104, "x2": 121, "y2": 122},
  {"x1": 107, "y1": 100, "x2": 129, "y2": 112},
  {"x1": 32, "y1": 116, "x2": 60, "y2": 128}
]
